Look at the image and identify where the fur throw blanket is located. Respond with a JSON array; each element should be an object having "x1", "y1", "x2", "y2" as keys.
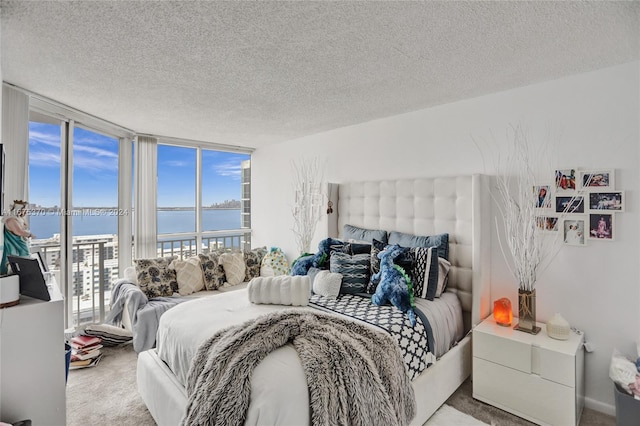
[{"x1": 182, "y1": 309, "x2": 416, "y2": 426}]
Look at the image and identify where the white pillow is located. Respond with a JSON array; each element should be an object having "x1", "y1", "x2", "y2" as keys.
[
  {"x1": 435, "y1": 257, "x2": 451, "y2": 297},
  {"x1": 219, "y1": 252, "x2": 246, "y2": 286},
  {"x1": 312, "y1": 270, "x2": 342, "y2": 299},
  {"x1": 171, "y1": 256, "x2": 205, "y2": 295}
]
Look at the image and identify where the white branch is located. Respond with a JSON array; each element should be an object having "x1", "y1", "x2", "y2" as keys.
[
  {"x1": 492, "y1": 124, "x2": 585, "y2": 291},
  {"x1": 291, "y1": 157, "x2": 325, "y2": 255}
]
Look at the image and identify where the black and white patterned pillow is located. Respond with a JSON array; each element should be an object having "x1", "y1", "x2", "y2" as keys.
[
  {"x1": 244, "y1": 246, "x2": 268, "y2": 281},
  {"x1": 367, "y1": 239, "x2": 387, "y2": 293},
  {"x1": 198, "y1": 252, "x2": 226, "y2": 290},
  {"x1": 134, "y1": 256, "x2": 178, "y2": 298},
  {"x1": 330, "y1": 251, "x2": 370, "y2": 294},
  {"x1": 411, "y1": 246, "x2": 439, "y2": 300}
]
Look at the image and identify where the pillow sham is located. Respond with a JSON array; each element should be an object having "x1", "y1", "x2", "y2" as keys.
[
  {"x1": 367, "y1": 239, "x2": 387, "y2": 293},
  {"x1": 171, "y1": 256, "x2": 205, "y2": 295},
  {"x1": 343, "y1": 224, "x2": 388, "y2": 244},
  {"x1": 435, "y1": 257, "x2": 452, "y2": 298},
  {"x1": 134, "y1": 256, "x2": 178, "y2": 298},
  {"x1": 219, "y1": 252, "x2": 246, "y2": 286},
  {"x1": 260, "y1": 247, "x2": 289, "y2": 276},
  {"x1": 388, "y1": 231, "x2": 449, "y2": 260},
  {"x1": 312, "y1": 270, "x2": 343, "y2": 299},
  {"x1": 198, "y1": 252, "x2": 226, "y2": 290},
  {"x1": 244, "y1": 246, "x2": 268, "y2": 281},
  {"x1": 411, "y1": 246, "x2": 439, "y2": 300},
  {"x1": 330, "y1": 251, "x2": 370, "y2": 294}
]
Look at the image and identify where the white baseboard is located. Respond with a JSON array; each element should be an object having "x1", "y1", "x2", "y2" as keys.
[{"x1": 585, "y1": 397, "x2": 615, "y2": 417}]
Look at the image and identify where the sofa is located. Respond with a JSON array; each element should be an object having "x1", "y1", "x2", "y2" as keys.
[{"x1": 108, "y1": 246, "x2": 276, "y2": 352}]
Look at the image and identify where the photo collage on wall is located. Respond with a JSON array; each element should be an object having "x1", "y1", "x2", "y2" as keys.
[{"x1": 534, "y1": 169, "x2": 624, "y2": 246}]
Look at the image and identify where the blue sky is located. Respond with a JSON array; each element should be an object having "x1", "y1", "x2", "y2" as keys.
[{"x1": 29, "y1": 122, "x2": 249, "y2": 207}]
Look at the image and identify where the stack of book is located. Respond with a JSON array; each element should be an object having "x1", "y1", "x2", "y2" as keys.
[{"x1": 69, "y1": 334, "x2": 103, "y2": 370}]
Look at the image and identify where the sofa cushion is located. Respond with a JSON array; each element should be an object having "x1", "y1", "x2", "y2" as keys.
[
  {"x1": 244, "y1": 246, "x2": 268, "y2": 281},
  {"x1": 198, "y1": 252, "x2": 226, "y2": 290},
  {"x1": 133, "y1": 256, "x2": 178, "y2": 298},
  {"x1": 219, "y1": 252, "x2": 246, "y2": 286},
  {"x1": 171, "y1": 256, "x2": 205, "y2": 295}
]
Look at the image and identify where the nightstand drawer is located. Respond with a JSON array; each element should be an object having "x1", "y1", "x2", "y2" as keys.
[
  {"x1": 474, "y1": 328, "x2": 531, "y2": 373},
  {"x1": 532, "y1": 345, "x2": 575, "y2": 387},
  {"x1": 473, "y1": 357, "x2": 577, "y2": 426}
]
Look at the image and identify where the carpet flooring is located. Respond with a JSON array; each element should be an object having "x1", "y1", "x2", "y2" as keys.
[{"x1": 66, "y1": 344, "x2": 616, "y2": 426}]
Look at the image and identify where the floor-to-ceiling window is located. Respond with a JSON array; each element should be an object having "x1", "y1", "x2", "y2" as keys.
[
  {"x1": 28, "y1": 102, "x2": 133, "y2": 328},
  {"x1": 156, "y1": 143, "x2": 251, "y2": 258}
]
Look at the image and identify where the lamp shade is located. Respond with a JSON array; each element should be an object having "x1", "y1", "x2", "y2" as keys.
[{"x1": 493, "y1": 298, "x2": 512, "y2": 327}]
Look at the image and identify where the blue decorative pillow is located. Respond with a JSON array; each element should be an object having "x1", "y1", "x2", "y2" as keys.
[
  {"x1": 330, "y1": 251, "x2": 371, "y2": 294},
  {"x1": 410, "y1": 247, "x2": 439, "y2": 300},
  {"x1": 388, "y1": 231, "x2": 449, "y2": 260},
  {"x1": 343, "y1": 224, "x2": 388, "y2": 244}
]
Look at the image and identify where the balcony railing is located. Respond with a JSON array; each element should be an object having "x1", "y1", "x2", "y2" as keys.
[{"x1": 32, "y1": 230, "x2": 251, "y2": 328}]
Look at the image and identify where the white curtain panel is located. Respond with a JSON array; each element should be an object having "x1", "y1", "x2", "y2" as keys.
[
  {"x1": 1, "y1": 85, "x2": 29, "y2": 210},
  {"x1": 134, "y1": 135, "x2": 158, "y2": 260}
]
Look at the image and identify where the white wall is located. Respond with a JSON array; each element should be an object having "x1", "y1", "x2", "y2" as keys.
[{"x1": 252, "y1": 61, "x2": 640, "y2": 412}]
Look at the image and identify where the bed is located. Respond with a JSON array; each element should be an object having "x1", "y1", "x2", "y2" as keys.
[{"x1": 137, "y1": 174, "x2": 491, "y2": 425}]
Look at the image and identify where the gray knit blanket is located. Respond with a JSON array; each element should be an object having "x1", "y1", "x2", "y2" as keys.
[{"x1": 182, "y1": 309, "x2": 416, "y2": 426}]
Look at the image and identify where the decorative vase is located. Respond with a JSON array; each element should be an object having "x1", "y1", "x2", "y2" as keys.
[{"x1": 515, "y1": 288, "x2": 541, "y2": 334}]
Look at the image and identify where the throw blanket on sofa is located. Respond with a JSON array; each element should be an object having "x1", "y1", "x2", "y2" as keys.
[
  {"x1": 106, "y1": 279, "x2": 188, "y2": 352},
  {"x1": 247, "y1": 275, "x2": 311, "y2": 306},
  {"x1": 183, "y1": 309, "x2": 416, "y2": 426}
]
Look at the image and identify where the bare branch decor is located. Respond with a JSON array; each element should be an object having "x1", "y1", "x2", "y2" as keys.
[
  {"x1": 489, "y1": 124, "x2": 588, "y2": 333},
  {"x1": 291, "y1": 157, "x2": 325, "y2": 255}
]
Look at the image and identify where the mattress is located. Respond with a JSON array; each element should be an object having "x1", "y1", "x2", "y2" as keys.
[{"x1": 155, "y1": 288, "x2": 463, "y2": 388}]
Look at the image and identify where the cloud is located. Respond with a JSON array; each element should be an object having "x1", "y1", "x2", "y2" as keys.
[
  {"x1": 29, "y1": 130, "x2": 61, "y2": 148},
  {"x1": 212, "y1": 161, "x2": 242, "y2": 179},
  {"x1": 29, "y1": 150, "x2": 61, "y2": 166},
  {"x1": 162, "y1": 160, "x2": 190, "y2": 167},
  {"x1": 30, "y1": 131, "x2": 118, "y2": 172}
]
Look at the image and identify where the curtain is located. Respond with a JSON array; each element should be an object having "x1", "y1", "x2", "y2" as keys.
[
  {"x1": 1, "y1": 85, "x2": 29, "y2": 211},
  {"x1": 134, "y1": 136, "x2": 158, "y2": 259}
]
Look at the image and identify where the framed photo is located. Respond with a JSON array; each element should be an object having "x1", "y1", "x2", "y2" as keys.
[
  {"x1": 588, "y1": 191, "x2": 624, "y2": 212},
  {"x1": 533, "y1": 185, "x2": 552, "y2": 209},
  {"x1": 555, "y1": 195, "x2": 584, "y2": 214},
  {"x1": 535, "y1": 215, "x2": 559, "y2": 232},
  {"x1": 588, "y1": 213, "x2": 614, "y2": 241},
  {"x1": 562, "y1": 217, "x2": 587, "y2": 246},
  {"x1": 555, "y1": 169, "x2": 577, "y2": 193},
  {"x1": 579, "y1": 169, "x2": 614, "y2": 190}
]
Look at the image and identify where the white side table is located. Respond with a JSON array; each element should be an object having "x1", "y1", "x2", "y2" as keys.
[{"x1": 473, "y1": 316, "x2": 585, "y2": 426}]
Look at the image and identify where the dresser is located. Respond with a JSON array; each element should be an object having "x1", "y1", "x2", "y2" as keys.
[
  {"x1": 0, "y1": 280, "x2": 66, "y2": 425},
  {"x1": 473, "y1": 316, "x2": 584, "y2": 426}
]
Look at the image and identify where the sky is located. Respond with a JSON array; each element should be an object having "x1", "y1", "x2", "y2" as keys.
[{"x1": 28, "y1": 122, "x2": 249, "y2": 208}]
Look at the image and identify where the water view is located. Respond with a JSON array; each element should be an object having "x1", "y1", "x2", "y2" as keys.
[{"x1": 29, "y1": 209, "x2": 242, "y2": 239}]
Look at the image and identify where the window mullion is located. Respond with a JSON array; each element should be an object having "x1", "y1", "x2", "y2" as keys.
[{"x1": 196, "y1": 146, "x2": 203, "y2": 254}]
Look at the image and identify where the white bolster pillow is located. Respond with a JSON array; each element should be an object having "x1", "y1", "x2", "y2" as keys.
[{"x1": 247, "y1": 275, "x2": 311, "y2": 306}]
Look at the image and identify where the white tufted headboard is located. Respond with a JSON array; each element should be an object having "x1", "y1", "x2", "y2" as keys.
[{"x1": 329, "y1": 175, "x2": 491, "y2": 332}]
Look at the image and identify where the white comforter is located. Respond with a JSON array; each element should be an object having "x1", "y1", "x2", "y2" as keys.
[
  {"x1": 157, "y1": 289, "x2": 314, "y2": 425},
  {"x1": 155, "y1": 289, "x2": 463, "y2": 425}
]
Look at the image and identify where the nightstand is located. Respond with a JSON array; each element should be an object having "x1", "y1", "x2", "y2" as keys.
[{"x1": 472, "y1": 316, "x2": 584, "y2": 426}]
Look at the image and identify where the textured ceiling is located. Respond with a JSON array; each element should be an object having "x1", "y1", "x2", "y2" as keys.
[{"x1": 1, "y1": 1, "x2": 638, "y2": 149}]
